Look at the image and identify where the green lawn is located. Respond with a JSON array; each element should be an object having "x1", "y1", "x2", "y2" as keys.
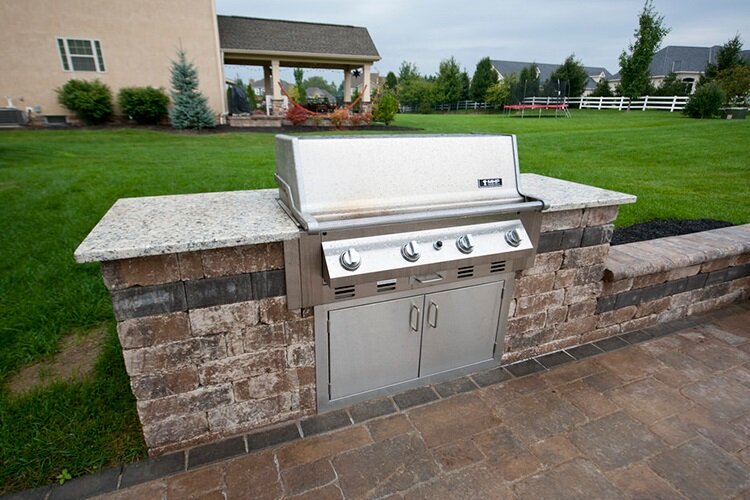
[{"x1": 0, "y1": 110, "x2": 748, "y2": 493}]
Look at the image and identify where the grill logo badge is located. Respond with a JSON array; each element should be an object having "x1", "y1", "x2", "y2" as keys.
[{"x1": 478, "y1": 178, "x2": 503, "y2": 188}]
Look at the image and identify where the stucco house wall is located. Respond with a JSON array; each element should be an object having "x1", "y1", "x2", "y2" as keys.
[{"x1": 0, "y1": 0, "x2": 225, "y2": 119}]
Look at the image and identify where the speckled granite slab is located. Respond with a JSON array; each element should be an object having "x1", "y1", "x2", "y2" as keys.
[
  {"x1": 74, "y1": 189, "x2": 300, "y2": 263},
  {"x1": 520, "y1": 173, "x2": 636, "y2": 212}
]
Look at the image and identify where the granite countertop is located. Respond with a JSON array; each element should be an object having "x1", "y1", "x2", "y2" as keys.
[
  {"x1": 520, "y1": 173, "x2": 636, "y2": 212},
  {"x1": 75, "y1": 175, "x2": 636, "y2": 263},
  {"x1": 74, "y1": 189, "x2": 300, "y2": 263}
]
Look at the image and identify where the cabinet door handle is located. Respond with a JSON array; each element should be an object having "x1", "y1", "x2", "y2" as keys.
[
  {"x1": 409, "y1": 304, "x2": 421, "y2": 332},
  {"x1": 427, "y1": 301, "x2": 439, "y2": 328}
]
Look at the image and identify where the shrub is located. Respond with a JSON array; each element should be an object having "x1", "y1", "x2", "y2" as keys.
[
  {"x1": 329, "y1": 107, "x2": 350, "y2": 128},
  {"x1": 56, "y1": 79, "x2": 113, "y2": 124},
  {"x1": 117, "y1": 86, "x2": 169, "y2": 124},
  {"x1": 373, "y1": 92, "x2": 398, "y2": 125},
  {"x1": 683, "y1": 82, "x2": 725, "y2": 118}
]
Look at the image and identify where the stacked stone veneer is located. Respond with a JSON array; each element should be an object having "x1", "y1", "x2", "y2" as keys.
[
  {"x1": 503, "y1": 206, "x2": 617, "y2": 363},
  {"x1": 103, "y1": 242, "x2": 314, "y2": 456}
]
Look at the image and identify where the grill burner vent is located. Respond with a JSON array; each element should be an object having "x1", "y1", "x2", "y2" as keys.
[
  {"x1": 334, "y1": 285, "x2": 356, "y2": 299},
  {"x1": 377, "y1": 279, "x2": 398, "y2": 292},
  {"x1": 457, "y1": 266, "x2": 475, "y2": 279},
  {"x1": 490, "y1": 261, "x2": 507, "y2": 273}
]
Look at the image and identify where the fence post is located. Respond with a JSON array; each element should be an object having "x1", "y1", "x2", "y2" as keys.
[
  {"x1": 670, "y1": 96, "x2": 676, "y2": 113},
  {"x1": 642, "y1": 95, "x2": 648, "y2": 111}
]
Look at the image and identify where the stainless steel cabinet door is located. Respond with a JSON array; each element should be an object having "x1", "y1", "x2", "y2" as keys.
[
  {"x1": 420, "y1": 281, "x2": 503, "y2": 377},
  {"x1": 328, "y1": 296, "x2": 424, "y2": 400}
]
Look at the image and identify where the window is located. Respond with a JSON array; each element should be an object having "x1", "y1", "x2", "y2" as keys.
[{"x1": 56, "y1": 38, "x2": 105, "y2": 72}]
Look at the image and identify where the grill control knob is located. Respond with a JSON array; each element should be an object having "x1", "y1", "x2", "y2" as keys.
[
  {"x1": 339, "y1": 248, "x2": 362, "y2": 271},
  {"x1": 456, "y1": 234, "x2": 475, "y2": 254},
  {"x1": 401, "y1": 240, "x2": 421, "y2": 262},
  {"x1": 505, "y1": 228, "x2": 523, "y2": 247}
]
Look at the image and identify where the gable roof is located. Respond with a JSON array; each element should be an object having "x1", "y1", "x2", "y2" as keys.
[
  {"x1": 217, "y1": 15, "x2": 380, "y2": 59},
  {"x1": 648, "y1": 45, "x2": 718, "y2": 76},
  {"x1": 490, "y1": 60, "x2": 613, "y2": 82}
]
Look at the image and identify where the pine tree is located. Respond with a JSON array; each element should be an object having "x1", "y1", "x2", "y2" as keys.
[
  {"x1": 470, "y1": 57, "x2": 499, "y2": 101},
  {"x1": 169, "y1": 49, "x2": 215, "y2": 129}
]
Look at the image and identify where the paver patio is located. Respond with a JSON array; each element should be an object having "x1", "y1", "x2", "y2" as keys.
[{"x1": 21, "y1": 301, "x2": 750, "y2": 499}]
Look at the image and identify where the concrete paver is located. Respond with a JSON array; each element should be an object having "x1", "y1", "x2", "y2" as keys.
[{"x1": 87, "y1": 303, "x2": 750, "y2": 499}]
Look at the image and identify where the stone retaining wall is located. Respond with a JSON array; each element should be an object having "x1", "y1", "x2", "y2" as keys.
[{"x1": 103, "y1": 243, "x2": 314, "y2": 455}]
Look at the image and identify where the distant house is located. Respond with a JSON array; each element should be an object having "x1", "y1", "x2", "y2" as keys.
[
  {"x1": 490, "y1": 60, "x2": 613, "y2": 96},
  {"x1": 610, "y1": 45, "x2": 750, "y2": 94}
]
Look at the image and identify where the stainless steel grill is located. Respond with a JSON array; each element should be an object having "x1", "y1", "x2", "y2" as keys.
[{"x1": 275, "y1": 134, "x2": 544, "y2": 410}]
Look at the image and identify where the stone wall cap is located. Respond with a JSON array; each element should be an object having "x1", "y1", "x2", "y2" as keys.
[
  {"x1": 520, "y1": 173, "x2": 636, "y2": 212},
  {"x1": 75, "y1": 189, "x2": 300, "y2": 263},
  {"x1": 604, "y1": 224, "x2": 750, "y2": 280}
]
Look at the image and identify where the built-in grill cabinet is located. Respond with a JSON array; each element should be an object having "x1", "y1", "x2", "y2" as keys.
[{"x1": 275, "y1": 134, "x2": 543, "y2": 410}]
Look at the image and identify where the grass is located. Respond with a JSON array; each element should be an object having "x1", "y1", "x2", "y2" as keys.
[{"x1": 0, "y1": 110, "x2": 748, "y2": 492}]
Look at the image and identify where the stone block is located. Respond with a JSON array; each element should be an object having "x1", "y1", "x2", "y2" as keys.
[
  {"x1": 561, "y1": 244, "x2": 609, "y2": 269},
  {"x1": 137, "y1": 384, "x2": 234, "y2": 422},
  {"x1": 728, "y1": 275, "x2": 750, "y2": 292},
  {"x1": 287, "y1": 342, "x2": 315, "y2": 368},
  {"x1": 657, "y1": 306, "x2": 686, "y2": 323},
  {"x1": 283, "y1": 318, "x2": 314, "y2": 345},
  {"x1": 670, "y1": 289, "x2": 703, "y2": 309},
  {"x1": 581, "y1": 224, "x2": 614, "y2": 247},
  {"x1": 688, "y1": 292, "x2": 744, "y2": 316},
  {"x1": 184, "y1": 274, "x2": 253, "y2": 309},
  {"x1": 234, "y1": 371, "x2": 298, "y2": 401},
  {"x1": 564, "y1": 282, "x2": 603, "y2": 305},
  {"x1": 296, "y1": 366, "x2": 316, "y2": 386},
  {"x1": 635, "y1": 297, "x2": 671, "y2": 318},
  {"x1": 522, "y1": 251, "x2": 564, "y2": 276},
  {"x1": 597, "y1": 305, "x2": 637, "y2": 328},
  {"x1": 601, "y1": 278, "x2": 633, "y2": 296},
  {"x1": 554, "y1": 315, "x2": 597, "y2": 339},
  {"x1": 541, "y1": 209, "x2": 582, "y2": 232},
  {"x1": 258, "y1": 296, "x2": 303, "y2": 324},
  {"x1": 560, "y1": 228, "x2": 584, "y2": 249},
  {"x1": 685, "y1": 273, "x2": 709, "y2": 291},
  {"x1": 516, "y1": 289, "x2": 565, "y2": 316},
  {"x1": 701, "y1": 282, "x2": 731, "y2": 300},
  {"x1": 177, "y1": 252, "x2": 204, "y2": 281},
  {"x1": 507, "y1": 312, "x2": 547, "y2": 335},
  {"x1": 514, "y1": 273, "x2": 555, "y2": 297},
  {"x1": 508, "y1": 298, "x2": 517, "y2": 317},
  {"x1": 546, "y1": 306, "x2": 569, "y2": 326},
  {"x1": 199, "y1": 349, "x2": 287, "y2": 385},
  {"x1": 666, "y1": 265, "x2": 701, "y2": 282},
  {"x1": 207, "y1": 395, "x2": 292, "y2": 435},
  {"x1": 130, "y1": 368, "x2": 200, "y2": 400},
  {"x1": 201, "y1": 242, "x2": 285, "y2": 278},
  {"x1": 101, "y1": 254, "x2": 180, "y2": 291},
  {"x1": 595, "y1": 295, "x2": 616, "y2": 314},
  {"x1": 242, "y1": 323, "x2": 285, "y2": 352},
  {"x1": 700, "y1": 256, "x2": 734, "y2": 273},
  {"x1": 123, "y1": 337, "x2": 226, "y2": 376},
  {"x1": 620, "y1": 315, "x2": 659, "y2": 333},
  {"x1": 505, "y1": 327, "x2": 556, "y2": 352},
  {"x1": 538, "y1": 231, "x2": 564, "y2": 253},
  {"x1": 554, "y1": 269, "x2": 577, "y2": 289},
  {"x1": 574, "y1": 265, "x2": 605, "y2": 285},
  {"x1": 111, "y1": 282, "x2": 187, "y2": 321},
  {"x1": 117, "y1": 312, "x2": 191, "y2": 349},
  {"x1": 189, "y1": 301, "x2": 259, "y2": 336},
  {"x1": 632, "y1": 271, "x2": 669, "y2": 289},
  {"x1": 582, "y1": 206, "x2": 619, "y2": 226},
  {"x1": 142, "y1": 412, "x2": 209, "y2": 448},
  {"x1": 251, "y1": 269, "x2": 286, "y2": 299},
  {"x1": 580, "y1": 325, "x2": 621, "y2": 344},
  {"x1": 567, "y1": 298, "x2": 597, "y2": 320}
]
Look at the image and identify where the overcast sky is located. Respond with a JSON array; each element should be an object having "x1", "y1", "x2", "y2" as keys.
[{"x1": 216, "y1": 0, "x2": 750, "y2": 84}]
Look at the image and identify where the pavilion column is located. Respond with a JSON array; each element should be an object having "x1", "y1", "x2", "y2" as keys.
[
  {"x1": 361, "y1": 63, "x2": 372, "y2": 112},
  {"x1": 343, "y1": 67, "x2": 352, "y2": 104},
  {"x1": 263, "y1": 66, "x2": 272, "y2": 115},
  {"x1": 271, "y1": 59, "x2": 284, "y2": 116}
]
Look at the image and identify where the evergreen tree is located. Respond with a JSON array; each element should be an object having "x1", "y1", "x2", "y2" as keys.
[
  {"x1": 169, "y1": 49, "x2": 215, "y2": 129},
  {"x1": 653, "y1": 73, "x2": 690, "y2": 96},
  {"x1": 510, "y1": 64, "x2": 540, "y2": 102},
  {"x1": 434, "y1": 57, "x2": 463, "y2": 104},
  {"x1": 294, "y1": 68, "x2": 306, "y2": 104},
  {"x1": 590, "y1": 78, "x2": 614, "y2": 97},
  {"x1": 246, "y1": 83, "x2": 258, "y2": 110},
  {"x1": 618, "y1": 0, "x2": 670, "y2": 98},
  {"x1": 459, "y1": 70, "x2": 471, "y2": 101},
  {"x1": 470, "y1": 57, "x2": 499, "y2": 101},
  {"x1": 545, "y1": 55, "x2": 590, "y2": 97},
  {"x1": 385, "y1": 71, "x2": 398, "y2": 90}
]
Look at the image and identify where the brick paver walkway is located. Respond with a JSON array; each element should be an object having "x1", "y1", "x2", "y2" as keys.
[{"x1": 90, "y1": 302, "x2": 750, "y2": 499}]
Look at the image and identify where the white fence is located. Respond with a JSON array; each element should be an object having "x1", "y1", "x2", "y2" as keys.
[{"x1": 523, "y1": 95, "x2": 689, "y2": 112}]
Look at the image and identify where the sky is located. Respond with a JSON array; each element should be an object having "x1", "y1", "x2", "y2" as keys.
[{"x1": 216, "y1": 0, "x2": 750, "y2": 85}]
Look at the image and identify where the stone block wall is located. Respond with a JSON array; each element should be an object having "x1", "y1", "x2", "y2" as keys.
[
  {"x1": 503, "y1": 206, "x2": 617, "y2": 364},
  {"x1": 102, "y1": 243, "x2": 314, "y2": 455}
]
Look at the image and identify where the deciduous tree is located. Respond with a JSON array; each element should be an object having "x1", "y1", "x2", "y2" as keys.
[{"x1": 618, "y1": 0, "x2": 670, "y2": 98}]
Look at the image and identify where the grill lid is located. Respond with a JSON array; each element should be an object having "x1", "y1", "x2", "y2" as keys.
[{"x1": 275, "y1": 134, "x2": 540, "y2": 232}]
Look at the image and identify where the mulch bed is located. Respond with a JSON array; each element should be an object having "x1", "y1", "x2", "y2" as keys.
[{"x1": 611, "y1": 219, "x2": 734, "y2": 245}]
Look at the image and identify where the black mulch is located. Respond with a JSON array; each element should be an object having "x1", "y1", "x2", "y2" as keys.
[{"x1": 611, "y1": 219, "x2": 734, "y2": 245}]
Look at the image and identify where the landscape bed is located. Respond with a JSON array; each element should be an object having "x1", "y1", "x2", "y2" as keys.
[{"x1": 0, "y1": 109, "x2": 748, "y2": 492}]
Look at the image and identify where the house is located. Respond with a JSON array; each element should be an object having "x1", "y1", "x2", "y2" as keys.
[
  {"x1": 610, "y1": 45, "x2": 750, "y2": 94},
  {"x1": 490, "y1": 60, "x2": 613, "y2": 96},
  {"x1": 0, "y1": 1, "x2": 380, "y2": 122}
]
